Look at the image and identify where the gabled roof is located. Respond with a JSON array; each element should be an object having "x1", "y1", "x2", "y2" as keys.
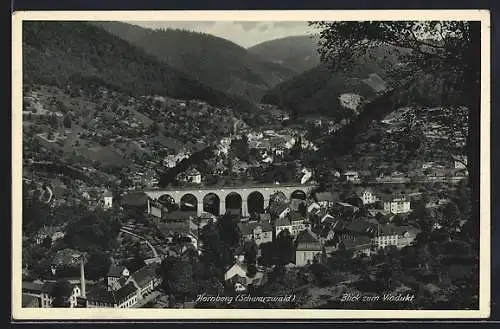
[
  {"x1": 22, "y1": 281, "x2": 44, "y2": 294},
  {"x1": 289, "y1": 211, "x2": 305, "y2": 222},
  {"x1": 226, "y1": 261, "x2": 248, "y2": 275},
  {"x1": 114, "y1": 282, "x2": 138, "y2": 303},
  {"x1": 237, "y1": 221, "x2": 273, "y2": 236},
  {"x1": 295, "y1": 229, "x2": 322, "y2": 251},
  {"x1": 86, "y1": 287, "x2": 116, "y2": 304},
  {"x1": 342, "y1": 236, "x2": 373, "y2": 251},
  {"x1": 275, "y1": 217, "x2": 291, "y2": 228},
  {"x1": 131, "y1": 263, "x2": 160, "y2": 288},
  {"x1": 269, "y1": 202, "x2": 289, "y2": 217},
  {"x1": 107, "y1": 265, "x2": 128, "y2": 278}
]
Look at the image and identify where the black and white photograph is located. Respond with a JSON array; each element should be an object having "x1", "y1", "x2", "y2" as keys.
[{"x1": 11, "y1": 10, "x2": 490, "y2": 319}]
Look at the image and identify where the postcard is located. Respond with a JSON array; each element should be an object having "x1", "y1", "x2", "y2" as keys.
[{"x1": 11, "y1": 9, "x2": 491, "y2": 320}]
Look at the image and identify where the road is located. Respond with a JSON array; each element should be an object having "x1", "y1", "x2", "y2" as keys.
[{"x1": 119, "y1": 228, "x2": 159, "y2": 258}]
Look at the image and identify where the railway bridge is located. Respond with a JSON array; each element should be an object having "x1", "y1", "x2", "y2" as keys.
[{"x1": 143, "y1": 183, "x2": 318, "y2": 217}]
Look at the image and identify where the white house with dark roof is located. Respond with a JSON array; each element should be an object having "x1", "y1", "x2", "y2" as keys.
[
  {"x1": 91, "y1": 263, "x2": 162, "y2": 308},
  {"x1": 237, "y1": 220, "x2": 273, "y2": 245},
  {"x1": 372, "y1": 224, "x2": 421, "y2": 249},
  {"x1": 185, "y1": 168, "x2": 202, "y2": 184},
  {"x1": 26, "y1": 281, "x2": 82, "y2": 308},
  {"x1": 107, "y1": 265, "x2": 130, "y2": 291},
  {"x1": 103, "y1": 190, "x2": 113, "y2": 208},
  {"x1": 382, "y1": 195, "x2": 411, "y2": 214},
  {"x1": 295, "y1": 229, "x2": 323, "y2": 267},
  {"x1": 354, "y1": 187, "x2": 378, "y2": 205}
]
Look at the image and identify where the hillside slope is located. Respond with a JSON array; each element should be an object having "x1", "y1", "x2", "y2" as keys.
[
  {"x1": 93, "y1": 21, "x2": 296, "y2": 102},
  {"x1": 23, "y1": 21, "x2": 255, "y2": 113},
  {"x1": 247, "y1": 35, "x2": 321, "y2": 73},
  {"x1": 261, "y1": 45, "x2": 407, "y2": 119}
]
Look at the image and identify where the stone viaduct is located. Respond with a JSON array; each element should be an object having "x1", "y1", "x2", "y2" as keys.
[{"x1": 143, "y1": 183, "x2": 318, "y2": 217}]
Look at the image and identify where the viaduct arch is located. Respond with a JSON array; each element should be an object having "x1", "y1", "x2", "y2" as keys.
[{"x1": 144, "y1": 183, "x2": 317, "y2": 217}]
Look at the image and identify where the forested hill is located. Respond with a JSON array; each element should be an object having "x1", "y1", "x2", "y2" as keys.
[
  {"x1": 247, "y1": 35, "x2": 321, "y2": 73},
  {"x1": 260, "y1": 45, "x2": 410, "y2": 119},
  {"x1": 93, "y1": 21, "x2": 296, "y2": 102},
  {"x1": 23, "y1": 21, "x2": 256, "y2": 113}
]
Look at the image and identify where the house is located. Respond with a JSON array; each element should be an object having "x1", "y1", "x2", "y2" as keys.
[
  {"x1": 317, "y1": 225, "x2": 337, "y2": 245},
  {"x1": 185, "y1": 168, "x2": 202, "y2": 184},
  {"x1": 103, "y1": 190, "x2": 113, "y2": 208},
  {"x1": 315, "y1": 192, "x2": 339, "y2": 208},
  {"x1": 86, "y1": 282, "x2": 138, "y2": 308},
  {"x1": 107, "y1": 266, "x2": 130, "y2": 291},
  {"x1": 372, "y1": 224, "x2": 399, "y2": 249},
  {"x1": 224, "y1": 261, "x2": 248, "y2": 281},
  {"x1": 289, "y1": 211, "x2": 309, "y2": 236},
  {"x1": 89, "y1": 264, "x2": 162, "y2": 308},
  {"x1": 371, "y1": 224, "x2": 421, "y2": 249},
  {"x1": 275, "y1": 211, "x2": 308, "y2": 237},
  {"x1": 268, "y1": 202, "x2": 290, "y2": 220},
  {"x1": 354, "y1": 188, "x2": 378, "y2": 205},
  {"x1": 320, "y1": 213, "x2": 336, "y2": 224},
  {"x1": 22, "y1": 282, "x2": 44, "y2": 307},
  {"x1": 307, "y1": 201, "x2": 321, "y2": 215},
  {"x1": 224, "y1": 260, "x2": 267, "y2": 291},
  {"x1": 343, "y1": 171, "x2": 360, "y2": 183},
  {"x1": 331, "y1": 202, "x2": 360, "y2": 217},
  {"x1": 237, "y1": 220, "x2": 273, "y2": 245},
  {"x1": 127, "y1": 263, "x2": 162, "y2": 297},
  {"x1": 36, "y1": 281, "x2": 81, "y2": 308},
  {"x1": 275, "y1": 217, "x2": 293, "y2": 237},
  {"x1": 331, "y1": 219, "x2": 377, "y2": 243},
  {"x1": 383, "y1": 196, "x2": 411, "y2": 214},
  {"x1": 22, "y1": 293, "x2": 40, "y2": 307},
  {"x1": 295, "y1": 229, "x2": 323, "y2": 267}
]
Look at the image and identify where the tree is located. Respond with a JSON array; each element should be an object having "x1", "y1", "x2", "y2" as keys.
[
  {"x1": 243, "y1": 241, "x2": 258, "y2": 277},
  {"x1": 51, "y1": 280, "x2": 72, "y2": 307},
  {"x1": 158, "y1": 257, "x2": 197, "y2": 302},
  {"x1": 86, "y1": 250, "x2": 111, "y2": 280},
  {"x1": 274, "y1": 230, "x2": 295, "y2": 266},
  {"x1": 63, "y1": 114, "x2": 72, "y2": 128}
]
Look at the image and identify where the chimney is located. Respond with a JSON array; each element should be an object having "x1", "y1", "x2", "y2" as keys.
[{"x1": 80, "y1": 257, "x2": 86, "y2": 298}]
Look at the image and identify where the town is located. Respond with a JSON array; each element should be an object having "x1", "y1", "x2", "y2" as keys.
[
  {"x1": 20, "y1": 20, "x2": 478, "y2": 311},
  {"x1": 21, "y1": 84, "x2": 473, "y2": 309}
]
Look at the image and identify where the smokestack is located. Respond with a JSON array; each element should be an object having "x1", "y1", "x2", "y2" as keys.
[{"x1": 80, "y1": 257, "x2": 86, "y2": 298}]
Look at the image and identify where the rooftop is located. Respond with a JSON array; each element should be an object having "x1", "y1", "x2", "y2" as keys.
[
  {"x1": 131, "y1": 263, "x2": 160, "y2": 288},
  {"x1": 295, "y1": 229, "x2": 322, "y2": 251},
  {"x1": 237, "y1": 221, "x2": 273, "y2": 236},
  {"x1": 107, "y1": 265, "x2": 128, "y2": 278}
]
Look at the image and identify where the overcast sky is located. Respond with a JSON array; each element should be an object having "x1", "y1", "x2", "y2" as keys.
[{"x1": 127, "y1": 21, "x2": 318, "y2": 48}]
